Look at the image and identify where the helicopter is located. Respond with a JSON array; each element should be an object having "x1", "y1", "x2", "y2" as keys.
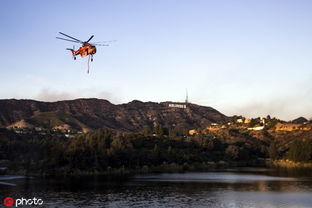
[{"x1": 56, "y1": 32, "x2": 109, "y2": 62}]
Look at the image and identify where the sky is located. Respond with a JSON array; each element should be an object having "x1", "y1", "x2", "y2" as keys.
[{"x1": 0, "y1": 0, "x2": 312, "y2": 120}]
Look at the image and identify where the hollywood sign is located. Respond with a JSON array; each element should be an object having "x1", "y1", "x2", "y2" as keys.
[{"x1": 168, "y1": 103, "x2": 187, "y2": 109}]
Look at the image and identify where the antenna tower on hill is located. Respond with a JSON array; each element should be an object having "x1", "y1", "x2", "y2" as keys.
[{"x1": 185, "y1": 89, "x2": 189, "y2": 104}]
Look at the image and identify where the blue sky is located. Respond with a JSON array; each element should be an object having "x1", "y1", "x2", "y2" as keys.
[{"x1": 1, "y1": 0, "x2": 311, "y2": 120}]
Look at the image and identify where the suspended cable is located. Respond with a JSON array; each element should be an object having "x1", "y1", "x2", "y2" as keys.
[{"x1": 87, "y1": 55, "x2": 91, "y2": 74}]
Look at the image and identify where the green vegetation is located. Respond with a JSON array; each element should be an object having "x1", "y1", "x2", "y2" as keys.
[
  {"x1": 286, "y1": 140, "x2": 312, "y2": 162},
  {"x1": 0, "y1": 126, "x2": 311, "y2": 175}
]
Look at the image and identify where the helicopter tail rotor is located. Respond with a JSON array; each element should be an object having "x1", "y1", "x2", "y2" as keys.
[{"x1": 66, "y1": 46, "x2": 76, "y2": 60}]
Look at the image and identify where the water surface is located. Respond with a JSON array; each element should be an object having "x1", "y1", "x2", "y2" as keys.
[{"x1": 1, "y1": 168, "x2": 312, "y2": 208}]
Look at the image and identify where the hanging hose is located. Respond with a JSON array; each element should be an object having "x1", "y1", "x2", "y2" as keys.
[{"x1": 87, "y1": 55, "x2": 91, "y2": 74}]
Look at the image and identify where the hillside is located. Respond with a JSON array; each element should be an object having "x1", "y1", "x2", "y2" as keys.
[{"x1": 0, "y1": 99, "x2": 229, "y2": 132}]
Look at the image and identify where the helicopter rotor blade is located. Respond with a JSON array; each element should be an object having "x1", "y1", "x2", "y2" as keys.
[
  {"x1": 91, "y1": 40, "x2": 117, "y2": 43},
  {"x1": 59, "y1": 32, "x2": 82, "y2": 43},
  {"x1": 56, "y1": 37, "x2": 81, "y2": 43},
  {"x1": 86, "y1": 35, "x2": 94, "y2": 43},
  {"x1": 92, "y1": 43, "x2": 109, "y2": 46}
]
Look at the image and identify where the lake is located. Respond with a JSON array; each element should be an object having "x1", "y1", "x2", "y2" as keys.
[{"x1": 1, "y1": 168, "x2": 312, "y2": 207}]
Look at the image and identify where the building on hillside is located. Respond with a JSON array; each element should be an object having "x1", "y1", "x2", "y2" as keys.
[
  {"x1": 244, "y1": 119, "x2": 251, "y2": 124},
  {"x1": 236, "y1": 118, "x2": 243, "y2": 123},
  {"x1": 207, "y1": 123, "x2": 220, "y2": 131},
  {"x1": 247, "y1": 126, "x2": 264, "y2": 131},
  {"x1": 188, "y1": 129, "x2": 197, "y2": 135}
]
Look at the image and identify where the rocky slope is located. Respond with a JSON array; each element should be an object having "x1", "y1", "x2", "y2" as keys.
[{"x1": 0, "y1": 99, "x2": 229, "y2": 131}]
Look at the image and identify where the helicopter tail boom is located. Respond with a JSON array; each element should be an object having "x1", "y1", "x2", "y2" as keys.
[{"x1": 66, "y1": 48, "x2": 77, "y2": 59}]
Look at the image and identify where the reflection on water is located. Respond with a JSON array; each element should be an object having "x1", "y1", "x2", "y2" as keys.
[
  {"x1": 1, "y1": 168, "x2": 312, "y2": 208},
  {"x1": 134, "y1": 172, "x2": 297, "y2": 183}
]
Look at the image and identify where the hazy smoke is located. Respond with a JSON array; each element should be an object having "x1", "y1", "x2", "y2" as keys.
[
  {"x1": 36, "y1": 88, "x2": 122, "y2": 104},
  {"x1": 223, "y1": 94, "x2": 312, "y2": 121},
  {"x1": 36, "y1": 89, "x2": 73, "y2": 102}
]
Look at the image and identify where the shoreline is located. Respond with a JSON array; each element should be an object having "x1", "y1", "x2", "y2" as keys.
[
  {"x1": 269, "y1": 159, "x2": 312, "y2": 168},
  {"x1": 4, "y1": 160, "x2": 267, "y2": 177},
  {"x1": 3, "y1": 159, "x2": 312, "y2": 177}
]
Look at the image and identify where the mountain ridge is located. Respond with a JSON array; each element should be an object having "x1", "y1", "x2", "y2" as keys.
[{"x1": 0, "y1": 98, "x2": 229, "y2": 131}]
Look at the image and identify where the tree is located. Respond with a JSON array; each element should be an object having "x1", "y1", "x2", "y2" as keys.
[
  {"x1": 153, "y1": 124, "x2": 164, "y2": 136},
  {"x1": 268, "y1": 142, "x2": 278, "y2": 159},
  {"x1": 225, "y1": 145, "x2": 239, "y2": 160},
  {"x1": 143, "y1": 125, "x2": 151, "y2": 137},
  {"x1": 287, "y1": 140, "x2": 312, "y2": 162}
]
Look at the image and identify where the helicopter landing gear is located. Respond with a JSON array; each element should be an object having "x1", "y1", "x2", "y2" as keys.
[
  {"x1": 91, "y1": 55, "x2": 93, "y2": 62},
  {"x1": 73, "y1": 56, "x2": 76, "y2": 60}
]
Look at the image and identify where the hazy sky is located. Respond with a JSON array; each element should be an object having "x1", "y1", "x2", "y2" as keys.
[{"x1": 1, "y1": 0, "x2": 311, "y2": 120}]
